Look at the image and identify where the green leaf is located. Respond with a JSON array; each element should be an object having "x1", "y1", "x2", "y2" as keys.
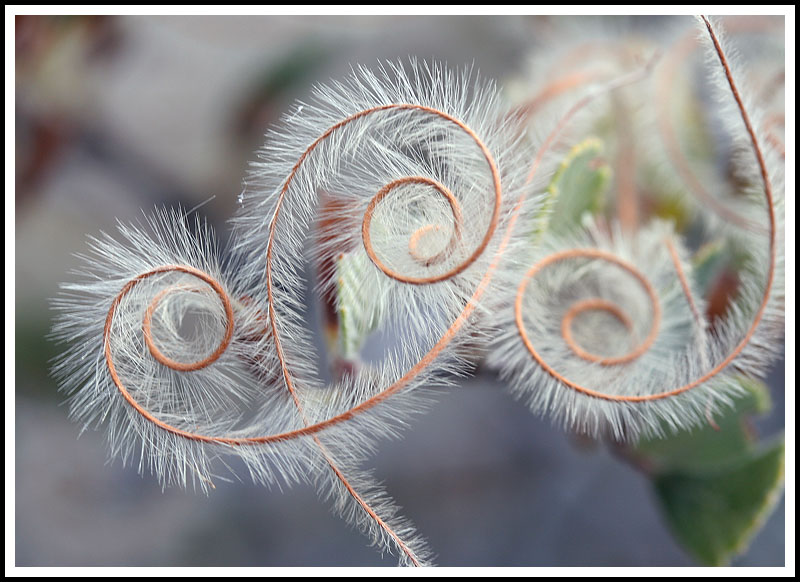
[
  {"x1": 653, "y1": 437, "x2": 785, "y2": 566},
  {"x1": 335, "y1": 251, "x2": 385, "y2": 359},
  {"x1": 634, "y1": 376, "x2": 771, "y2": 474},
  {"x1": 534, "y1": 137, "x2": 611, "y2": 240},
  {"x1": 634, "y1": 378, "x2": 782, "y2": 566}
]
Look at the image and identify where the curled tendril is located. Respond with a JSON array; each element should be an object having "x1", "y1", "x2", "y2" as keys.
[
  {"x1": 95, "y1": 58, "x2": 662, "y2": 461},
  {"x1": 492, "y1": 16, "x2": 783, "y2": 441},
  {"x1": 103, "y1": 104, "x2": 509, "y2": 449},
  {"x1": 74, "y1": 56, "x2": 660, "y2": 565},
  {"x1": 141, "y1": 279, "x2": 234, "y2": 373},
  {"x1": 104, "y1": 265, "x2": 250, "y2": 445},
  {"x1": 52, "y1": 18, "x2": 784, "y2": 564},
  {"x1": 364, "y1": 176, "x2": 465, "y2": 275},
  {"x1": 654, "y1": 16, "x2": 784, "y2": 234},
  {"x1": 517, "y1": 248, "x2": 663, "y2": 371},
  {"x1": 58, "y1": 62, "x2": 539, "y2": 566}
]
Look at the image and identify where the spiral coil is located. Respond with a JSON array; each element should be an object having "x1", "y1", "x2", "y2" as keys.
[{"x1": 52, "y1": 29, "x2": 784, "y2": 564}]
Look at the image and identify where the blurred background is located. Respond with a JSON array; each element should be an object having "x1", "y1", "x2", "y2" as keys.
[{"x1": 14, "y1": 14, "x2": 785, "y2": 567}]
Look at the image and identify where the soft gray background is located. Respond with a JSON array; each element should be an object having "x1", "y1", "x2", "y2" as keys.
[{"x1": 14, "y1": 15, "x2": 785, "y2": 567}]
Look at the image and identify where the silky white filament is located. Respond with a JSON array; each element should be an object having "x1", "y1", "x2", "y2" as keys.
[
  {"x1": 50, "y1": 19, "x2": 784, "y2": 563},
  {"x1": 51, "y1": 61, "x2": 540, "y2": 566},
  {"x1": 488, "y1": 16, "x2": 785, "y2": 442}
]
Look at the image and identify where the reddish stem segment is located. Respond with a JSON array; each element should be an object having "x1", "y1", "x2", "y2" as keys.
[
  {"x1": 517, "y1": 249, "x2": 662, "y2": 380},
  {"x1": 665, "y1": 238, "x2": 703, "y2": 326},
  {"x1": 561, "y1": 298, "x2": 636, "y2": 365},
  {"x1": 363, "y1": 176, "x2": 466, "y2": 280},
  {"x1": 142, "y1": 284, "x2": 233, "y2": 372}
]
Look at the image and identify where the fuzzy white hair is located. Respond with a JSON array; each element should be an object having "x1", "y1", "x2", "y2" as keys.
[
  {"x1": 50, "y1": 18, "x2": 784, "y2": 563},
  {"x1": 51, "y1": 61, "x2": 541, "y2": 566},
  {"x1": 488, "y1": 16, "x2": 785, "y2": 442}
]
